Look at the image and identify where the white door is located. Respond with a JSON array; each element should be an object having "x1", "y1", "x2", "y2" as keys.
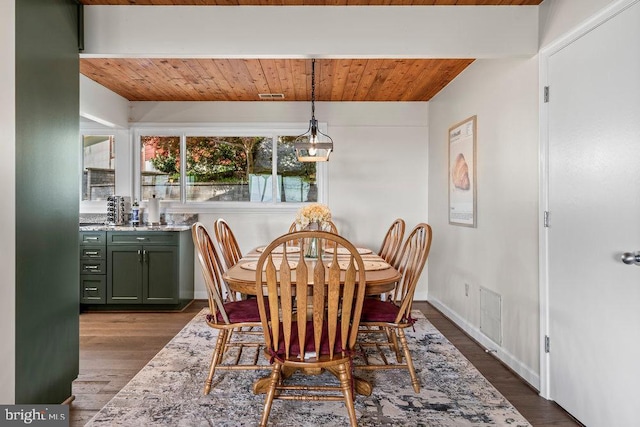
[{"x1": 546, "y1": 2, "x2": 640, "y2": 426}]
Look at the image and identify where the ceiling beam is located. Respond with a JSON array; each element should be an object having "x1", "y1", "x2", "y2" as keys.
[{"x1": 82, "y1": 5, "x2": 538, "y2": 59}]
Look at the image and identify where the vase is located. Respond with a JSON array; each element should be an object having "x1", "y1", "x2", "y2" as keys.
[{"x1": 304, "y1": 221, "x2": 321, "y2": 259}]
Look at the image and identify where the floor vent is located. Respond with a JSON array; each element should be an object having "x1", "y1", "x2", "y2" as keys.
[
  {"x1": 258, "y1": 93, "x2": 285, "y2": 100},
  {"x1": 480, "y1": 287, "x2": 502, "y2": 345}
]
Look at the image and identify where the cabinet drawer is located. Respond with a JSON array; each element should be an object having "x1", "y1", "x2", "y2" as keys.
[
  {"x1": 81, "y1": 260, "x2": 106, "y2": 275},
  {"x1": 80, "y1": 231, "x2": 107, "y2": 245},
  {"x1": 80, "y1": 275, "x2": 106, "y2": 304},
  {"x1": 108, "y1": 232, "x2": 179, "y2": 245},
  {"x1": 81, "y1": 247, "x2": 105, "y2": 259}
]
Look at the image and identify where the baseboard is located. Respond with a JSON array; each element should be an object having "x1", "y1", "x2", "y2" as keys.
[
  {"x1": 80, "y1": 299, "x2": 195, "y2": 313},
  {"x1": 427, "y1": 296, "x2": 540, "y2": 391}
]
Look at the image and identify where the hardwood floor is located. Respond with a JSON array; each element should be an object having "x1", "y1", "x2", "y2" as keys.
[{"x1": 70, "y1": 300, "x2": 580, "y2": 426}]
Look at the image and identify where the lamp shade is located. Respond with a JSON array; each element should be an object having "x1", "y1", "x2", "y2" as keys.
[{"x1": 294, "y1": 118, "x2": 333, "y2": 162}]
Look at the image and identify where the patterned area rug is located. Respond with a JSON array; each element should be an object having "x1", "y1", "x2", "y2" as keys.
[{"x1": 86, "y1": 309, "x2": 531, "y2": 426}]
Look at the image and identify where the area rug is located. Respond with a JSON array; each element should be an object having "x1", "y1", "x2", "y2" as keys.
[{"x1": 86, "y1": 309, "x2": 531, "y2": 426}]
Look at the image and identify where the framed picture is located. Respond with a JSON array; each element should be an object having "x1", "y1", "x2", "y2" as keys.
[{"x1": 448, "y1": 115, "x2": 477, "y2": 227}]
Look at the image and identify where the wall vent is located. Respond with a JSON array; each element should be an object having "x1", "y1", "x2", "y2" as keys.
[
  {"x1": 480, "y1": 287, "x2": 502, "y2": 345},
  {"x1": 258, "y1": 93, "x2": 285, "y2": 100}
]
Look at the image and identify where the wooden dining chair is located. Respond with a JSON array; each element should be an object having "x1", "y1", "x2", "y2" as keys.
[
  {"x1": 378, "y1": 218, "x2": 405, "y2": 267},
  {"x1": 356, "y1": 223, "x2": 432, "y2": 393},
  {"x1": 192, "y1": 222, "x2": 268, "y2": 394},
  {"x1": 288, "y1": 220, "x2": 338, "y2": 234},
  {"x1": 214, "y1": 218, "x2": 243, "y2": 269},
  {"x1": 288, "y1": 220, "x2": 339, "y2": 252},
  {"x1": 254, "y1": 230, "x2": 367, "y2": 427}
]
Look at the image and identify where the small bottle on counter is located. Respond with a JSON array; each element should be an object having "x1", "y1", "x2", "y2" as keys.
[{"x1": 131, "y1": 199, "x2": 140, "y2": 226}]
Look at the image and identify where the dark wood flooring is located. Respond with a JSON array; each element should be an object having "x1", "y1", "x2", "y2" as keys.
[{"x1": 70, "y1": 300, "x2": 580, "y2": 427}]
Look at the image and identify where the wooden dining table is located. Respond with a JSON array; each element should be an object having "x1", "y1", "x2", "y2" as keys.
[
  {"x1": 222, "y1": 244, "x2": 401, "y2": 396},
  {"x1": 223, "y1": 245, "x2": 401, "y2": 297}
]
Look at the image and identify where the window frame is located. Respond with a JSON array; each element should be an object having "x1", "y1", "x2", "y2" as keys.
[
  {"x1": 132, "y1": 123, "x2": 328, "y2": 212},
  {"x1": 80, "y1": 125, "x2": 130, "y2": 214}
]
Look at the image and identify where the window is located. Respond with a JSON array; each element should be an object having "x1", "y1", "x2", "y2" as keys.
[
  {"x1": 140, "y1": 135, "x2": 181, "y2": 201},
  {"x1": 82, "y1": 134, "x2": 115, "y2": 201},
  {"x1": 137, "y1": 130, "x2": 320, "y2": 204}
]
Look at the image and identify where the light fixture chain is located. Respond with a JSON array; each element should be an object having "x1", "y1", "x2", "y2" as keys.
[
  {"x1": 311, "y1": 59, "x2": 316, "y2": 119},
  {"x1": 293, "y1": 57, "x2": 332, "y2": 162}
]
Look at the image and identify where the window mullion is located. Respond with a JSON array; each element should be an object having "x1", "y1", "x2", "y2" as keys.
[
  {"x1": 272, "y1": 135, "x2": 278, "y2": 204},
  {"x1": 180, "y1": 133, "x2": 187, "y2": 203}
]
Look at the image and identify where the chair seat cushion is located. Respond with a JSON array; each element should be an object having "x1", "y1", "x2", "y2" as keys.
[
  {"x1": 274, "y1": 321, "x2": 345, "y2": 360},
  {"x1": 206, "y1": 298, "x2": 264, "y2": 324},
  {"x1": 360, "y1": 299, "x2": 400, "y2": 323}
]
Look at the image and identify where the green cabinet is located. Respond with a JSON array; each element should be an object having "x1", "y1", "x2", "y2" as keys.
[
  {"x1": 107, "y1": 242, "x2": 178, "y2": 304},
  {"x1": 80, "y1": 229, "x2": 194, "y2": 309},
  {"x1": 80, "y1": 231, "x2": 107, "y2": 304}
]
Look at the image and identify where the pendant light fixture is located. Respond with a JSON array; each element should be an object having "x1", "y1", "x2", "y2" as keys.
[{"x1": 294, "y1": 59, "x2": 333, "y2": 162}]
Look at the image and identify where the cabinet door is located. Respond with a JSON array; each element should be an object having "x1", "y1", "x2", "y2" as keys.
[
  {"x1": 107, "y1": 245, "x2": 142, "y2": 303},
  {"x1": 143, "y1": 245, "x2": 178, "y2": 304}
]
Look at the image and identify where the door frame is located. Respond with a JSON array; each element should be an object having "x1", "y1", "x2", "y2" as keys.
[{"x1": 537, "y1": 0, "x2": 639, "y2": 400}]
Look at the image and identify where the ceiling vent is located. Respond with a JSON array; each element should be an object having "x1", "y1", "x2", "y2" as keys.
[{"x1": 258, "y1": 93, "x2": 285, "y2": 100}]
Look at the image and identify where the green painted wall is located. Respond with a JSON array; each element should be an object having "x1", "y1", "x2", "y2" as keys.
[{"x1": 15, "y1": 0, "x2": 79, "y2": 403}]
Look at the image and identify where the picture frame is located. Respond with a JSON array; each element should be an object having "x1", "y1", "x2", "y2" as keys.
[{"x1": 448, "y1": 115, "x2": 477, "y2": 227}]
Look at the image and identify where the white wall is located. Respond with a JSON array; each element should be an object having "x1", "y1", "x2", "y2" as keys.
[
  {"x1": 80, "y1": 75, "x2": 129, "y2": 128},
  {"x1": 0, "y1": 0, "x2": 16, "y2": 405},
  {"x1": 129, "y1": 101, "x2": 429, "y2": 299},
  {"x1": 539, "y1": 0, "x2": 616, "y2": 48},
  {"x1": 428, "y1": 58, "x2": 540, "y2": 388}
]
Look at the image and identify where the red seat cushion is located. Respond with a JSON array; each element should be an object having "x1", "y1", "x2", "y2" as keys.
[
  {"x1": 206, "y1": 298, "x2": 265, "y2": 323},
  {"x1": 360, "y1": 299, "x2": 400, "y2": 323},
  {"x1": 274, "y1": 321, "x2": 345, "y2": 359}
]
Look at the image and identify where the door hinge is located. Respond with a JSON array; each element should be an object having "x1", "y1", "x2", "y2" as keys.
[
  {"x1": 544, "y1": 211, "x2": 550, "y2": 228},
  {"x1": 545, "y1": 335, "x2": 550, "y2": 353},
  {"x1": 544, "y1": 86, "x2": 550, "y2": 103}
]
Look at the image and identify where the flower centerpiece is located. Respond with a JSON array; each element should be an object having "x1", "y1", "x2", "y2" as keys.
[
  {"x1": 295, "y1": 203, "x2": 332, "y2": 230},
  {"x1": 295, "y1": 203, "x2": 331, "y2": 258}
]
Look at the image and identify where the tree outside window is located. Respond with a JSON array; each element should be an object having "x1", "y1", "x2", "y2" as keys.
[{"x1": 140, "y1": 134, "x2": 317, "y2": 203}]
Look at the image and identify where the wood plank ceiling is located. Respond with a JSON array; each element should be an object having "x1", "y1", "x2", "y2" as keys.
[{"x1": 78, "y1": 0, "x2": 542, "y2": 102}]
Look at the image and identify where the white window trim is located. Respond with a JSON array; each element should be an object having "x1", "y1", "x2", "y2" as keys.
[
  {"x1": 131, "y1": 122, "x2": 328, "y2": 213},
  {"x1": 79, "y1": 125, "x2": 130, "y2": 214}
]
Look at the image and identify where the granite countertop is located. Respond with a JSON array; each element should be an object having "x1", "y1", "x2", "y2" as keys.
[{"x1": 79, "y1": 224, "x2": 191, "y2": 232}]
